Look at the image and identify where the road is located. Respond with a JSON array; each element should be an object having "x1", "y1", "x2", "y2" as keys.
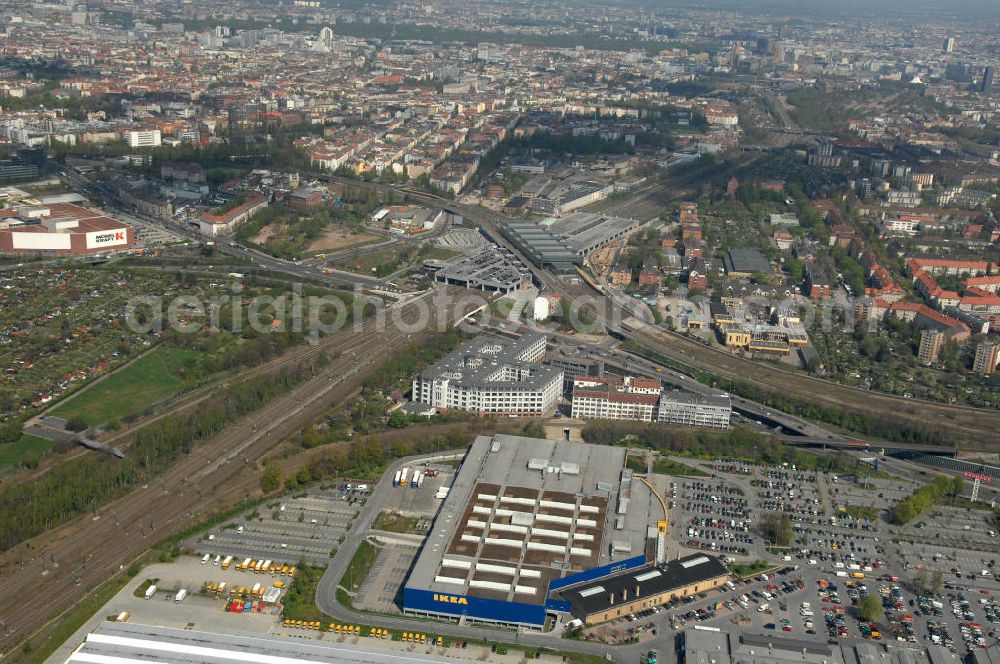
[{"x1": 619, "y1": 319, "x2": 1000, "y2": 450}]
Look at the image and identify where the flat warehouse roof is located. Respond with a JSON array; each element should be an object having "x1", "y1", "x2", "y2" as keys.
[
  {"x1": 66, "y1": 621, "x2": 455, "y2": 664},
  {"x1": 406, "y1": 434, "x2": 657, "y2": 608}
]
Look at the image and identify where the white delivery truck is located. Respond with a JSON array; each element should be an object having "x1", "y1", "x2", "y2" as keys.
[{"x1": 175, "y1": 589, "x2": 187, "y2": 603}]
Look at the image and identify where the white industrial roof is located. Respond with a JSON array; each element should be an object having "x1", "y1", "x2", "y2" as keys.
[{"x1": 65, "y1": 622, "x2": 455, "y2": 664}]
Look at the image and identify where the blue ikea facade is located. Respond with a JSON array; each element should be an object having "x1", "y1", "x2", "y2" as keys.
[
  {"x1": 402, "y1": 587, "x2": 547, "y2": 626},
  {"x1": 402, "y1": 553, "x2": 647, "y2": 626}
]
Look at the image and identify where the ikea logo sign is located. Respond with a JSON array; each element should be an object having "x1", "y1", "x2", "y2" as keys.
[{"x1": 433, "y1": 593, "x2": 468, "y2": 605}]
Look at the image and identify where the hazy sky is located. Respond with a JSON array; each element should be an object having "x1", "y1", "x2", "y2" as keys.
[{"x1": 640, "y1": 0, "x2": 1000, "y2": 21}]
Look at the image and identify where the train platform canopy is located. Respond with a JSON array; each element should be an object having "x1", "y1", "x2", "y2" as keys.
[{"x1": 65, "y1": 621, "x2": 457, "y2": 664}]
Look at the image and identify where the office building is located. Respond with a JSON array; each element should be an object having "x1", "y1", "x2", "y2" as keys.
[
  {"x1": 125, "y1": 129, "x2": 162, "y2": 148},
  {"x1": 981, "y1": 65, "x2": 993, "y2": 93},
  {"x1": 571, "y1": 375, "x2": 662, "y2": 422},
  {"x1": 917, "y1": 329, "x2": 944, "y2": 364},
  {"x1": 570, "y1": 375, "x2": 732, "y2": 429},
  {"x1": 411, "y1": 333, "x2": 563, "y2": 416},
  {"x1": 657, "y1": 391, "x2": 732, "y2": 429},
  {"x1": 943, "y1": 37, "x2": 955, "y2": 53}
]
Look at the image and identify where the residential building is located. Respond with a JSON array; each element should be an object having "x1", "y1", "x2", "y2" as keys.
[
  {"x1": 917, "y1": 329, "x2": 944, "y2": 364},
  {"x1": 973, "y1": 342, "x2": 1000, "y2": 376},
  {"x1": 804, "y1": 263, "x2": 831, "y2": 300},
  {"x1": 125, "y1": 129, "x2": 162, "y2": 148}
]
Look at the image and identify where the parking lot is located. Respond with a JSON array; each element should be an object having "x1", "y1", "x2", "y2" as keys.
[
  {"x1": 188, "y1": 485, "x2": 368, "y2": 565},
  {"x1": 354, "y1": 543, "x2": 421, "y2": 614},
  {"x1": 575, "y1": 456, "x2": 1000, "y2": 657}
]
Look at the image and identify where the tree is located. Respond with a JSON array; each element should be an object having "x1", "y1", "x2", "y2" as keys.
[
  {"x1": 260, "y1": 460, "x2": 284, "y2": 493},
  {"x1": 930, "y1": 570, "x2": 944, "y2": 594},
  {"x1": 520, "y1": 420, "x2": 545, "y2": 438},
  {"x1": 912, "y1": 569, "x2": 928, "y2": 594},
  {"x1": 65, "y1": 415, "x2": 89, "y2": 432},
  {"x1": 761, "y1": 513, "x2": 793, "y2": 547},
  {"x1": 857, "y1": 595, "x2": 884, "y2": 622}
]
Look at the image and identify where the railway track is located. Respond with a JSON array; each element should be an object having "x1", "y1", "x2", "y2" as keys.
[
  {"x1": 1, "y1": 293, "x2": 425, "y2": 491},
  {"x1": 0, "y1": 291, "x2": 461, "y2": 655},
  {"x1": 624, "y1": 323, "x2": 1000, "y2": 448}
]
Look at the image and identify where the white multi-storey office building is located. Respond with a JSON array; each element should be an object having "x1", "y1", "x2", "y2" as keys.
[{"x1": 411, "y1": 333, "x2": 563, "y2": 416}]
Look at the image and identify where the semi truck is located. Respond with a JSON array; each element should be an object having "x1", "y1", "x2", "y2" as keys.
[
  {"x1": 144, "y1": 584, "x2": 157, "y2": 600},
  {"x1": 400, "y1": 467, "x2": 410, "y2": 486},
  {"x1": 175, "y1": 589, "x2": 187, "y2": 604},
  {"x1": 393, "y1": 470, "x2": 402, "y2": 486}
]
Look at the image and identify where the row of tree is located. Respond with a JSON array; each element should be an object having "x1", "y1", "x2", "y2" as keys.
[
  {"x1": 0, "y1": 358, "x2": 328, "y2": 553},
  {"x1": 580, "y1": 422, "x2": 847, "y2": 471},
  {"x1": 889, "y1": 476, "x2": 962, "y2": 525}
]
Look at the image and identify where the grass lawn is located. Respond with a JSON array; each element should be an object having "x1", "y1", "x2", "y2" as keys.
[
  {"x1": 340, "y1": 540, "x2": 380, "y2": 593},
  {"x1": 52, "y1": 346, "x2": 202, "y2": 426},
  {"x1": 841, "y1": 505, "x2": 880, "y2": 520},
  {"x1": 652, "y1": 457, "x2": 708, "y2": 477},
  {"x1": 626, "y1": 454, "x2": 648, "y2": 473},
  {"x1": 372, "y1": 512, "x2": 421, "y2": 534},
  {"x1": 728, "y1": 559, "x2": 776, "y2": 578},
  {"x1": 0, "y1": 435, "x2": 54, "y2": 471}
]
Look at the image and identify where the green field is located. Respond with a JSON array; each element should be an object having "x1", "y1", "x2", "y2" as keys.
[
  {"x1": 341, "y1": 540, "x2": 380, "y2": 593},
  {"x1": 52, "y1": 346, "x2": 202, "y2": 426},
  {"x1": 0, "y1": 435, "x2": 54, "y2": 471},
  {"x1": 372, "y1": 512, "x2": 422, "y2": 534},
  {"x1": 652, "y1": 457, "x2": 709, "y2": 477}
]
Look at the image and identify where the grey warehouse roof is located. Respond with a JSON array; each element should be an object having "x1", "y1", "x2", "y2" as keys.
[
  {"x1": 415, "y1": 333, "x2": 563, "y2": 392},
  {"x1": 548, "y1": 212, "x2": 639, "y2": 256},
  {"x1": 684, "y1": 626, "x2": 958, "y2": 664},
  {"x1": 406, "y1": 434, "x2": 655, "y2": 598},
  {"x1": 724, "y1": 248, "x2": 772, "y2": 275}
]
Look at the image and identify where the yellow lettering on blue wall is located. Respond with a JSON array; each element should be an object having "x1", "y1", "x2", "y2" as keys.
[{"x1": 433, "y1": 593, "x2": 468, "y2": 605}]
